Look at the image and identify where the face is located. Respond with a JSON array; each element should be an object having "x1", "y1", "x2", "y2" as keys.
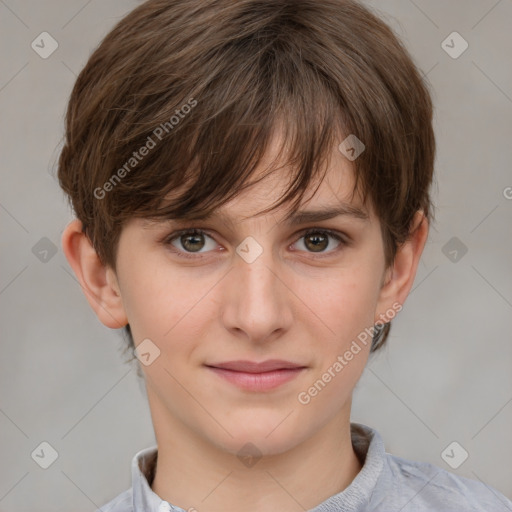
[{"x1": 106, "y1": 140, "x2": 401, "y2": 458}]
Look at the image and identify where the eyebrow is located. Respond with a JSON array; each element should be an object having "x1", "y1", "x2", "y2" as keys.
[
  {"x1": 165, "y1": 203, "x2": 369, "y2": 227},
  {"x1": 283, "y1": 204, "x2": 369, "y2": 225}
]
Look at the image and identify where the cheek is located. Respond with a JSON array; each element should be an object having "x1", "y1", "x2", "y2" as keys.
[
  {"x1": 117, "y1": 254, "x2": 217, "y2": 354},
  {"x1": 303, "y1": 263, "x2": 381, "y2": 346},
  {"x1": 115, "y1": 249, "x2": 177, "y2": 343},
  {"x1": 294, "y1": 270, "x2": 377, "y2": 412}
]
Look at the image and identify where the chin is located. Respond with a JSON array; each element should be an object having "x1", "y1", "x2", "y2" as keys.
[{"x1": 210, "y1": 418, "x2": 306, "y2": 458}]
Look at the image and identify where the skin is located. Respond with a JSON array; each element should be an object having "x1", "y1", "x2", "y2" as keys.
[{"x1": 62, "y1": 135, "x2": 428, "y2": 512}]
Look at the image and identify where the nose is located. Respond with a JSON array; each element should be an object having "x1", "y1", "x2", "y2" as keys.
[{"x1": 221, "y1": 239, "x2": 293, "y2": 344}]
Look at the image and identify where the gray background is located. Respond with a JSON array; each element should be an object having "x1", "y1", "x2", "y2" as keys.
[{"x1": 1, "y1": 1, "x2": 511, "y2": 510}]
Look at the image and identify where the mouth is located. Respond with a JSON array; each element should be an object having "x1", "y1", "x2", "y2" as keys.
[{"x1": 204, "y1": 360, "x2": 308, "y2": 392}]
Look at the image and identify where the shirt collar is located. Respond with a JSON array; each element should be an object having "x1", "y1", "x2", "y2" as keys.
[
  {"x1": 130, "y1": 444, "x2": 177, "y2": 512},
  {"x1": 309, "y1": 422, "x2": 385, "y2": 511},
  {"x1": 131, "y1": 422, "x2": 385, "y2": 512}
]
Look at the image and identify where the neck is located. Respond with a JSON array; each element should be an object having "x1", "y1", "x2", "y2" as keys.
[{"x1": 150, "y1": 401, "x2": 362, "y2": 512}]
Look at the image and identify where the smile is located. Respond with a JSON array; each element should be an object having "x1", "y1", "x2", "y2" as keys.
[{"x1": 205, "y1": 362, "x2": 307, "y2": 392}]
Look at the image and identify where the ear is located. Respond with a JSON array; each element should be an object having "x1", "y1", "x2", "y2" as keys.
[
  {"x1": 61, "y1": 219, "x2": 128, "y2": 329},
  {"x1": 374, "y1": 210, "x2": 429, "y2": 323}
]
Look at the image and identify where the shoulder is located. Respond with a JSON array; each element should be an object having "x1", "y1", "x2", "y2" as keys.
[
  {"x1": 372, "y1": 453, "x2": 512, "y2": 512},
  {"x1": 95, "y1": 488, "x2": 133, "y2": 512}
]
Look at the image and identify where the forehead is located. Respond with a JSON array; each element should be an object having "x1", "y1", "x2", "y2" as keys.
[
  {"x1": 211, "y1": 138, "x2": 369, "y2": 222},
  {"x1": 185, "y1": 167, "x2": 370, "y2": 229},
  {"x1": 145, "y1": 128, "x2": 376, "y2": 228}
]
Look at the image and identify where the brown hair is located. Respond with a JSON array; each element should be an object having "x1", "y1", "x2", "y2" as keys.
[{"x1": 57, "y1": 0, "x2": 436, "y2": 355}]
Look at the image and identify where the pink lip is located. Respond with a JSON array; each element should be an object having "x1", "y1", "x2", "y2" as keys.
[
  {"x1": 205, "y1": 360, "x2": 307, "y2": 391},
  {"x1": 207, "y1": 359, "x2": 305, "y2": 373}
]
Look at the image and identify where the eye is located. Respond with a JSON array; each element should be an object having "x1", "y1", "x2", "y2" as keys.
[
  {"x1": 291, "y1": 228, "x2": 345, "y2": 255},
  {"x1": 161, "y1": 227, "x2": 347, "y2": 259},
  {"x1": 164, "y1": 229, "x2": 217, "y2": 258}
]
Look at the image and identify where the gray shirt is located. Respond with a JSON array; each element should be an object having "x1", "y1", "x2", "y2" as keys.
[{"x1": 98, "y1": 423, "x2": 512, "y2": 511}]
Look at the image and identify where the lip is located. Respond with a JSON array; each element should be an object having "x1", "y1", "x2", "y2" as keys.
[
  {"x1": 206, "y1": 359, "x2": 305, "y2": 373},
  {"x1": 205, "y1": 360, "x2": 307, "y2": 392}
]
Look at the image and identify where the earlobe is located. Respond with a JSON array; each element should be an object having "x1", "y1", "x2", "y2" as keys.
[
  {"x1": 61, "y1": 219, "x2": 128, "y2": 329},
  {"x1": 375, "y1": 211, "x2": 429, "y2": 322}
]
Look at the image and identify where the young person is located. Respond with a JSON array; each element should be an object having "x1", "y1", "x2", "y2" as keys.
[{"x1": 58, "y1": 0, "x2": 512, "y2": 510}]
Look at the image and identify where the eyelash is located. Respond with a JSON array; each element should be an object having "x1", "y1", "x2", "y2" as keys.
[{"x1": 161, "y1": 227, "x2": 348, "y2": 260}]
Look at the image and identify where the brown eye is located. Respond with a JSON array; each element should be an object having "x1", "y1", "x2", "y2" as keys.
[
  {"x1": 165, "y1": 229, "x2": 217, "y2": 257},
  {"x1": 162, "y1": 226, "x2": 347, "y2": 260},
  {"x1": 304, "y1": 232, "x2": 329, "y2": 252},
  {"x1": 180, "y1": 231, "x2": 206, "y2": 252},
  {"x1": 293, "y1": 229, "x2": 345, "y2": 255}
]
